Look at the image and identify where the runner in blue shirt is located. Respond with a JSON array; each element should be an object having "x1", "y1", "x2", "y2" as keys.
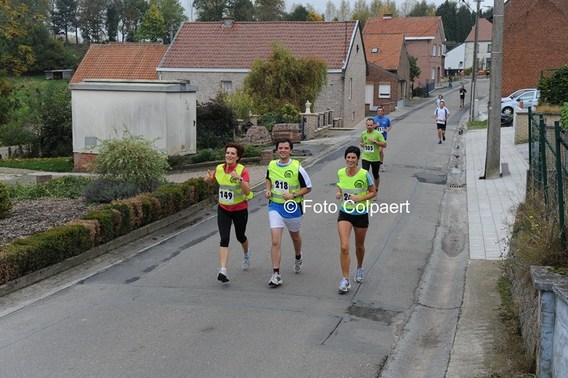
[{"x1": 372, "y1": 106, "x2": 392, "y2": 172}]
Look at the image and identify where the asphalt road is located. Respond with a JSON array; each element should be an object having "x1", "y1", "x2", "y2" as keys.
[{"x1": 0, "y1": 91, "x2": 470, "y2": 378}]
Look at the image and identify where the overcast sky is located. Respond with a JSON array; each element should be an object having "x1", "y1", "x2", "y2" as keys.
[{"x1": 181, "y1": 0, "x2": 495, "y2": 20}]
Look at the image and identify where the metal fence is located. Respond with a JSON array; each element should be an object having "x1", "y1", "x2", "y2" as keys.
[{"x1": 528, "y1": 108, "x2": 567, "y2": 251}]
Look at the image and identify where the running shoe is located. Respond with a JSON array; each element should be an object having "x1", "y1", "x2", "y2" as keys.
[
  {"x1": 242, "y1": 251, "x2": 251, "y2": 270},
  {"x1": 355, "y1": 268, "x2": 365, "y2": 283},
  {"x1": 294, "y1": 257, "x2": 303, "y2": 273},
  {"x1": 217, "y1": 268, "x2": 229, "y2": 283},
  {"x1": 338, "y1": 278, "x2": 351, "y2": 293},
  {"x1": 268, "y1": 273, "x2": 282, "y2": 287},
  {"x1": 443, "y1": 135, "x2": 446, "y2": 141},
  {"x1": 438, "y1": 140, "x2": 442, "y2": 144}
]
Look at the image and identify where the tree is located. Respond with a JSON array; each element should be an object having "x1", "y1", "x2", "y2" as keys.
[
  {"x1": 351, "y1": 0, "x2": 370, "y2": 27},
  {"x1": 255, "y1": 0, "x2": 285, "y2": 21},
  {"x1": 455, "y1": 4, "x2": 475, "y2": 43},
  {"x1": 51, "y1": 0, "x2": 78, "y2": 43},
  {"x1": 244, "y1": 43, "x2": 327, "y2": 114},
  {"x1": 0, "y1": 0, "x2": 36, "y2": 76},
  {"x1": 408, "y1": 0, "x2": 436, "y2": 17},
  {"x1": 369, "y1": 0, "x2": 398, "y2": 17},
  {"x1": 538, "y1": 64, "x2": 568, "y2": 106},
  {"x1": 409, "y1": 55, "x2": 420, "y2": 84},
  {"x1": 324, "y1": 1, "x2": 337, "y2": 21},
  {"x1": 118, "y1": 0, "x2": 148, "y2": 42},
  {"x1": 337, "y1": 0, "x2": 351, "y2": 21},
  {"x1": 106, "y1": 0, "x2": 120, "y2": 42},
  {"x1": 159, "y1": 0, "x2": 187, "y2": 43},
  {"x1": 136, "y1": 0, "x2": 166, "y2": 42},
  {"x1": 230, "y1": 0, "x2": 255, "y2": 21},
  {"x1": 77, "y1": 0, "x2": 108, "y2": 42},
  {"x1": 193, "y1": 0, "x2": 226, "y2": 21},
  {"x1": 285, "y1": 4, "x2": 308, "y2": 21}
]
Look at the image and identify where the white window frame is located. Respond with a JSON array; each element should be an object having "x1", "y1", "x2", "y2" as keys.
[
  {"x1": 432, "y1": 44, "x2": 437, "y2": 56},
  {"x1": 221, "y1": 80, "x2": 233, "y2": 93},
  {"x1": 378, "y1": 83, "x2": 391, "y2": 99}
]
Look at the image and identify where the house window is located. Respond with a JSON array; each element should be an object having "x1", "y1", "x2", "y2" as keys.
[
  {"x1": 378, "y1": 84, "x2": 391, "y2": 99},
  {"x1": 349, "y1": 78, "x2": 353, "y2": 100},
  {"x1": 431, "y1": 68, "x2": 436, "y2": 80},
  {"x1": 221, "y1": 80, "x2": 233, "y2": 93},
  {"x1": 487, "y1": 44, "x2": 492, "y2": 53},
  {"x1": 432, "y1": 44, "x2": 437, "y2": 56},
  {"x1": 439, "y1": 44, "x2": 442, "y2": 56},
  {"x1": 371, "y1": 48, "x2": 379, "y2": 53}
]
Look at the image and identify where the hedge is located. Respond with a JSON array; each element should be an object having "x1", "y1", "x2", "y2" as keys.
[{"x1": 0, "y1": 178, "x2": 218, "y2": 286}]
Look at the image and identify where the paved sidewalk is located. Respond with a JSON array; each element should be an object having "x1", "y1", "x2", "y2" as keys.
[
  {"x1": 466, "y1": 126, "x2": 528, "y2": 259},
  {"x1": 448, "y1": 79, "x2": 530, "y2": 376}
]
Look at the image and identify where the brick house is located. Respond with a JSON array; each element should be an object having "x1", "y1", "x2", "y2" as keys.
[
  {"x1": 158, "y1": 20, "x2": 368, "y2": 128},
  {"x1": 364, "y1": 16, "x2": 446, "y2": 93},
  {"x1": 464, "y1": 18, "x2": 492, "y2": 72},
  {"x1": 363, "y1": 33, "x2": 410, "y2": 113},
  {"x1": 502, "y1": 0, "x2": 568, "y2": 96}
]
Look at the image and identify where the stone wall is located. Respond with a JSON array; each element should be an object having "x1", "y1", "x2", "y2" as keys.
[
  {"x1": 272, "y1": 123, "x2": 301, "y2": 143},
  {"x1": 508, "y1": 263, "x2": 539, "y2": 363},
  {"x1": 244, "y1": 126, "x2": 272, "y2": 145}
]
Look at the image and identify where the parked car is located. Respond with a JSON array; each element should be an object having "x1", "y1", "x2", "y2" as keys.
[
  {"x1": 501, "y1": 88, "x2": 536, "y2": 103},
  {"x1": 501, "y1": 90, "x2": 540, "y2": 116}
]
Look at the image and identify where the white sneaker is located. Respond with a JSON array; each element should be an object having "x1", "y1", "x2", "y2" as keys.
[
  {"x1": 268, "y1": 273, "x2": 282, "y2": 287},
  {"x1": 355, "y1": 268, "x2": 364, "y2": 283},
  {"x1": 294, "y1": 257, "x2": 303, "y2": 273},
  {"x1": 242, "y1": 251, "x2": 251, "y2": 270},
  {"x1": 338, "y1": 278, "x2": 351, "y2": 293},
  {"x1": 217, "y1": 268, "x2": 229, "y2": 283}
]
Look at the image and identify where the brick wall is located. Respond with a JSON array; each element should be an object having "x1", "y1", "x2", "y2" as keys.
[
  {"x1": 503, "y1": 0, "x2": 568, "y2": 96},
  {"x1": 73, "y1": 152, "x2": 97, "y2": 172}
]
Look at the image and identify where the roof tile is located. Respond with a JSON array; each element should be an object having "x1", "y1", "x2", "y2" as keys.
[
  {"x1": 364, "y1": 16, "x2": 443, "y2": 38},
  {"x1": 70, "y1": 43, "x2": 168, "y2": 84},
  {"x1": 363, "y1": 33, "x2": 405, "y2": 70},
  {"x1": 160, "y1": 21, "x2": 359, "y2": 70}
]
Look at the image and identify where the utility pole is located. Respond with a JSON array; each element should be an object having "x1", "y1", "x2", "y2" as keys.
[
  {"x1": 484, "y1": 0, "x2": 504, "y2": 179},
  {"x1": 469, "y1": 0, "x2": 482, "y2": 121}
]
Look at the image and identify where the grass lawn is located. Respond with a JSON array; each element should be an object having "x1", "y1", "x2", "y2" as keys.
[{"x1": 0, "y1": 157, "x2": 74, "y2": 172}]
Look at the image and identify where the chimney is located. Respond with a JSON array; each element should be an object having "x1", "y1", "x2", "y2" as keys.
[
  {"x1": 222, "y1": 17, "x2": 234, "y2": 29},
  {"x1": 383, "y1": 14, "x2": 392, "y2": 20}
]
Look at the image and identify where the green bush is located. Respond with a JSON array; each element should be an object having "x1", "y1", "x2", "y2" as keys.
[
  {"x1": 7, "y1": 176, "x2": 91, "y2": 200},
  {"x1": 258, "y1": 112, "x2": 284, "y2": 131},
  {"x1": 110, "y1": 203, "x2": 132, "y2": 236},
  {"x1": 0, "y1": 182, "x2": 12, "y2": 219},
  {"x1": 190, "y1": 149, "x2": 222, "y2": 164},
  {"x1": 223, "y1": 88, "x2": 254, "y2": 120},
  {"x1": 0, "y1": 224, "x2": 93, "y2": 284},
  {"x1": 243, "y1": 144, "x2": 263, "y2": 157},
  {"x1": 196, "y1": 95, "x2": 238, "y2": 149},
  {"x1": 93, "y1": 129, "x2": 169, "y2": 192},
  {"x1": 83, "y1": 208, "x2": 117, "y2": 244},
  {"x1": 538, "y1": 65, "x2": 568, "y2": 106},
  {"x1": 279, "y1": 103, "x2": 301, "y2": 123}
]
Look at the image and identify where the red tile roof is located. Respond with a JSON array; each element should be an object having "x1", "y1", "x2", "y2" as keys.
[
  {"x1": 159, "y1": 21, "x2": 360, "y2": 70},
  {"x1": 70, "y1": 43, "x2": 169, "y2": 84},
  {"x1": 364, "y1": 16, "x2": 443, "y2": 39},
  {"x1": 465, "y1": 18, "x2": 493, "y2": 42},
  {"x1": 363, "y1": 33, "x2": 405, "y2": 70}
]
